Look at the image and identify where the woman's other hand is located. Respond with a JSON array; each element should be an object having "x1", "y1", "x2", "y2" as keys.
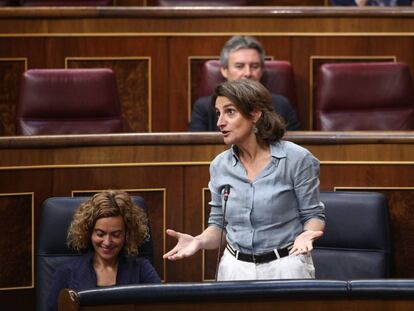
[{"x1": 289, "y1": 230, "x2": 324, "y2": 256}]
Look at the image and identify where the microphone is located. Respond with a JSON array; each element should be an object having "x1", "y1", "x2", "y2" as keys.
[
  {"x1": 215, "y1": 184, "x2": 231, "y2": 281},
  {"x1": 223, "y1": 184, "x2": 230, "y2": 202}
]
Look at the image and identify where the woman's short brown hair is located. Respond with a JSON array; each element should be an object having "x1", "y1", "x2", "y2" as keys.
[
  {"x1": 67, "y1": 190, "x2": 148, "y2": 255},
  {"x1": 212, "y1": 79, "x2": 286, "y2": 144}
]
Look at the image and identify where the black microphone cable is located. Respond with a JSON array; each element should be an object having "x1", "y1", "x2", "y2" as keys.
[{"x1": 215, "y1": 184, "x2": 230, "y2": 281}]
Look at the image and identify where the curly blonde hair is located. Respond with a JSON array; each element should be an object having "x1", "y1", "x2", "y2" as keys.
[{"x1": 67, "y1": 190, "x2": 149, "y2": 255}]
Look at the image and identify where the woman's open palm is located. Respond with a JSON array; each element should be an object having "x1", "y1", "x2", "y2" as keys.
[{"x1": 163, "y1": 229, "x2": 202, "y2": 260}]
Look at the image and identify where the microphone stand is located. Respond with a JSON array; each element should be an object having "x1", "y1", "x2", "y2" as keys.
[{"x1": 215, "y1": 185, "x2": 230, "y2": 281}]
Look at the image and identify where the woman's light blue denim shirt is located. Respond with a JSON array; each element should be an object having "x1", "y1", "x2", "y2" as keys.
[{"x1": 208, "y1": 140, "x2": 325, "y2": 255}]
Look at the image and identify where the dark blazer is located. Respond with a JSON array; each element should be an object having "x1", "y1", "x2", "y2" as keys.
[
  {"x1": 188, "y1": 94, "x2": 301, "y2": 132},
  {"x1": 47, "y1": 253, "x2": 160, "y2": 311}
]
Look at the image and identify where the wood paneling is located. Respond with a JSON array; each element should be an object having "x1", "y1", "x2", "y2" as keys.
[
  {"x1": 0, "y1": 193, "x2": 33, "y2": 289},
  {"x1": 60, "y1": 292, "x2": 414, "y2": 311},
  {"x1": 0, "y1": 59, "x2": 26, "y2": 136},
  {"x1": 3, "y1": 8, "x2": 414, "y2": 34}
]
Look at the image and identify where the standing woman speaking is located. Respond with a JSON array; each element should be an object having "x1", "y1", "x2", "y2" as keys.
[{"x1": 164, "y1": 79, "x2": 325, "y2": 280}]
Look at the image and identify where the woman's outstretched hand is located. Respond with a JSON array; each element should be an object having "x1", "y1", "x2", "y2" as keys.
[
  {"x1": 163, "y1": 229, "x2": 203, "y2": 261},
  {"x1": 289, "y1": 230, "x2": 324, "y2": 256}
]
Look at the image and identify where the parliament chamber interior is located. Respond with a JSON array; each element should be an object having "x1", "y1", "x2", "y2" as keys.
[{"x1": 1, "y1": 1, "x2": 414, "y2": 310}]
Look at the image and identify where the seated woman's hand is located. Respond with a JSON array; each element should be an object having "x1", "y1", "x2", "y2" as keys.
[
  {"x1": 289, "y1": 230, "x2": 323, "y2": 256},
  {"x1": 163, "y1": 229, "x2": 203, "y2": 261}
]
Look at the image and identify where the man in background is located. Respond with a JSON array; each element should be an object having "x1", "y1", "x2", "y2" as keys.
[{"x1": 188, "y1": 36, "x2": 301, "y2": 132}]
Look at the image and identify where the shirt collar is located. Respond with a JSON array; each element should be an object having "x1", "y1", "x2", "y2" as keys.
[
  {"x1": 269, "y1": 141, "x2": 287, "y2": 159},
  {"x1": 230, "y1": 141, "x2": 286, "y2": 166},
  {"x1": 230, "y1": 145, "x2": 239, "y2": 166}
]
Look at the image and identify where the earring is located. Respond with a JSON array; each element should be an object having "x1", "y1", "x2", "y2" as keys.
[{"x1": 253, "y1": 125, "x2": 258, "y2": 134}]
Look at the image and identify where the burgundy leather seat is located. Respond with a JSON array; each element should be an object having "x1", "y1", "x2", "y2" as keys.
[
  {"x1": 19, "y1": 0, "x2": 112, "y2": 5},
  {"x1": 149, "y1": 0, "x2": 247, "y2": 6},
  {"x1": 0, "y1": 0, "x2": 15, "y2": 5},
  {"x1": 16, "y1": 68, "x2": 125, "y2": 135},
  {"x1": 197, "y1": 59, "x2": 297, "y2": 110},
  {"x1": 315, "y1": 62, "x2": 414, "y2": 130}
]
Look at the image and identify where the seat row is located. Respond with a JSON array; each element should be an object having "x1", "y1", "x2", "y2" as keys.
[
  {"x1": 0, "y1": 1, "x2": 330, "y2": 7},
  {"x1": 0, "y1": 0, "x2": 112, "y2": 6},
  {"x1": 200, "y1": 60, "x2": 414, "y2": 130},
  {"x1": 36, "y1": 191, "x2": 391, "y2": 311},
  {"x1": 15, "y1": 61, "x2": 414, "y2": 135},
  {"x1": 0, "y1": 0, "x2": 271, "y2": 6}
]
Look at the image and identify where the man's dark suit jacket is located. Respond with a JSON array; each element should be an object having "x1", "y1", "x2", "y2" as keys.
[{"x1": 188, "y1": 94, "x2": 301, "y2": 131}]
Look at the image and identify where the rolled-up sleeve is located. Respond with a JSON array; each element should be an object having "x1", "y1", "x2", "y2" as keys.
[
  {"x1": 293, "y1": 153, "x2": 325, "y2": 224},
  {"x1": 207, "y1": 160, "x2": 226, "y2": 229}
]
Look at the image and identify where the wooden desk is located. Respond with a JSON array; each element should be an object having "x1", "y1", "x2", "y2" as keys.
[{"x1": 57, "y1": 280, "x2": 414, "y2": 311}]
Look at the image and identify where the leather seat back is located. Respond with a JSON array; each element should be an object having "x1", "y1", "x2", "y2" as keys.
[
  {"x1": 16, "y1": 68, "x2": 125, "y2": 135},
  {"x1": 313, "y1": 191, "x2": 391, "y2": 279},
  {"x1": 19, "y1": 0, "x2": 112, "y2": 6},
  {"x1": 315, "y1": 62, "x2": 414, "y2": 130},
  {"x1": 197, "y1": 59, "x2": 297, "y2": 109}
]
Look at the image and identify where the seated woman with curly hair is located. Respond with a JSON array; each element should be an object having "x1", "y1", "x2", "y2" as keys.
[{"x1": 47, "y1": 190, "x2": 160, "y2": 311}]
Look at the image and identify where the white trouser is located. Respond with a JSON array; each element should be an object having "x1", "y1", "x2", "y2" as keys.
[{"x1": 217, "y1": 248, "x2": 315, "y2": 281}]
